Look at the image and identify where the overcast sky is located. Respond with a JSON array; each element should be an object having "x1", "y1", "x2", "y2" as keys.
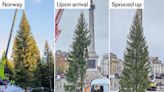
[
  {"x1": 56, "y1": 0, "x2": 109, "y2": 62},
  {"x1": 0, "y1": 0, "x2": 54, "y2": 59},
  {"x1": 110, "y1": 0, "x2": 164, "y2": 61}
]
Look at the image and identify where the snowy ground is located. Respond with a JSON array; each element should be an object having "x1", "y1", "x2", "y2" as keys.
[{"x1": 0, "y1": 85, "x2": 24, "y2": 92}]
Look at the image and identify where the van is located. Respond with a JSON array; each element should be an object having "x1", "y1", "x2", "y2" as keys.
[{"x1": 90, "y1": 79, "x2": 109, "y2": 92}]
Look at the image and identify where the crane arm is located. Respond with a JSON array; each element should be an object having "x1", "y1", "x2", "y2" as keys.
[
  {"x1": 55, "y1": 9, "x2": 64, "y2": 42},
  {"x1": 55, "y1": 9, "x2": 64, "y2": 24},
  {"x1": 5, "y1": 9, "x2": 18, "y2": 59},
  {"x1": 5, "y1": 9, "x2": 18, "y2": 74}
]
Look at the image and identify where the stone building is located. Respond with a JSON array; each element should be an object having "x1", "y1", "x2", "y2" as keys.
[
  {"x1": 110, "y1": 53, "x2": 123, "y2": 91},
  {"x1": 149, "y1": 57, "x2": 164, "y2": 76},
  {"x1": 55, "y1": 50, "x2": 69, "y2": 74},
  {"x1": 110, "y1": 53, "x2": 124, "y2": 77},
  {"x1": 110, "y1": 53, "x2": 118, "y2": 76},
  {"x1": 101, "y1": 53, "x2": 109, "y2": 77}
]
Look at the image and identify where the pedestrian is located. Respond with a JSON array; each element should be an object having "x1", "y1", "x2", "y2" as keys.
[
  {"x1": 24, "y1": 88, "x2": 29, "y2": 92},
  {"x1": 4, "y1": 80, "x2": 7, "y2": 89},
  {"x1": 1, "y1": 80, "x2": 7, "y2": 92},
  {"x1": 56, "y1": 75, "x2": 61, "y2": 87}
]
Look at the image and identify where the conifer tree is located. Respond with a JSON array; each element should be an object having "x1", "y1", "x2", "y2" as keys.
[
  {"x1": 42, "y1": 41, "x2": 54, "y2": 65},
  {"x1": 12, "y1": 11, "x2": 40, "y2": 88},
  {"x1": 120, "y1": 10, "x2": 150, "y2": 92},
  {"x1": 65, "y1": 12, "x2": 90, "y2": 92},
  {"x1": 42, "y1": 41, "x2": 54, "y2": 89},
  {"x1": 35, "y1": 41, "x2": 54, "y2": 91}
]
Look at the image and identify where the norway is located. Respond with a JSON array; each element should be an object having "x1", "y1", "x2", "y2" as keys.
[{"x1": 2, "y1": 2, "x2": 23, "y2": 8}]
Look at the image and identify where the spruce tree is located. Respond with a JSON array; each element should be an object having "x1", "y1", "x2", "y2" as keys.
[
  {"x1": 120, "y1": 10, "x2": 150, "y2": 92},
  {"x1": 34, "y1": 41, "x2": 54, "y2": 91},
  {"x1": 42, "y1": 41, "x2": 54, "y2": 65},
  {"x1": 42, "y1": 41, "x2": 54, "y2": 90},
  {"x1": 12, "y1": 11, "x2": 40, "y2": 88},
  {"x1": 65, "y1": 12, "x2": 90, "y2": 92}
]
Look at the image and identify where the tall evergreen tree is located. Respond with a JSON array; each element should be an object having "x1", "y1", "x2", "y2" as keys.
[
  {"x1": 65, "y1": 12, "x2": 90, "y2": 92},
  {"x1": 42, "y1": 41, "x2": 54, "y2": 64},
  {"x1": 42, "y1": 41, "x2": 54, "y2": 89},
  {"x1": 35, "y1": 41, "x2": 54, "y2": 91},
  {"x1": 12, "y1": 11, "x2": 40, "y2": 88},
  {"x1": 120, "y1": 10, "x2": 150, "y2": 92}
]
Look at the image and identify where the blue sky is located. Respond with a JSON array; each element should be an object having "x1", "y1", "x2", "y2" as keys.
[
  {"x1": 0, "y1": 0, "x2": 54, "y2": 58},
  {"x1": 55, "y1": 0, "x2": 109, "y2": 63},
  {"x1": 111, "y1": 0, "x2": 164, "y2": 60}
]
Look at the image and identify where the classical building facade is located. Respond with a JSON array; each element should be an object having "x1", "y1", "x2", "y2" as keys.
[
  {"x1": 55, "y1": 50, "x2": 69, "y2": 74},
  {"x1": 101, "y1": 53, "x2": 109, "y2": 77},
  {"x1": 110, "y1": 53, "x2": 118, "y2": 75},
  {"x1": 110, "y1": 53, "x2": 124, "y2": 77},
  {"x1": 149, "y1": 57, "x2": 164, "y2": 76},
  {"x1": 110, "y1": 53, "x2": 123, "y2": 90}
]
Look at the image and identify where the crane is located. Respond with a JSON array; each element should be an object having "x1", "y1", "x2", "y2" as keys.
[
  {"x1": 4, "y1": 9, "x2": 18, "y2": 74},
  {"x1": 55, "y1": 9, "x2": 64, "y2": 42}
]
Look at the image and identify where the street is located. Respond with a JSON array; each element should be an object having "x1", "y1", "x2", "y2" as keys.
[{"x1": 55, "y1": 78, "x2": 66, "y2": 92}]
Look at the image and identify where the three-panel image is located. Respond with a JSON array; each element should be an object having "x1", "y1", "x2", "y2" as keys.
[{"x1": 0, "y1": 0, "x2": 163, "y2": 92}]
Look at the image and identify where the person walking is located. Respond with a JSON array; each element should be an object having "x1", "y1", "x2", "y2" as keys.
[
  {"x1": 24, "y1": 88, "x2": 29, "y2": 92},
  {"x1": 4, "y1": 81, "x2": 7, "y2": 89},
  {"x1": 1, "y1": 80, "x2": 7, "y2": 92}
]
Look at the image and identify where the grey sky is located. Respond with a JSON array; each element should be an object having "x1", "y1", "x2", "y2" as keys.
[
  {"x1": 56, "y1": 0, "x2": 109, "y2": 62},
  {"x1": 110, "y1": 0, "x2": 164, "y2": 60}
]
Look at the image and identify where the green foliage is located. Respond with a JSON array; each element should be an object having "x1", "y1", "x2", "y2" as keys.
[
  {"x1": 0, "y1": 56, "x2": 5, "y2": 79},
  {"x1": 12, "y1": 11, "x2": 40, "y2": 88},
  {"x1": 42, "y1": 41, "x2": 54, "y2": 65},
  {"x1": 0, "y1": 51, "x2": 15, "y2": 80},
  {"x1": 1, "y1": 52, "x2": 6, "y2": 65},
  {"x1": 65, "y1": 12, "x2": 90, "y2": 92},
  {"x1": 120, "y1": 10, "x2": 150, "y2": 92},
  {"x1": 64, "y1": 84, "x2": 76, "y2": 92},
  {"x1": 56, "y1": 67, "x2": 64, "y2": 74},
  {"x1": 35, "y1": 41, "x2": 54, "y2": 89}
]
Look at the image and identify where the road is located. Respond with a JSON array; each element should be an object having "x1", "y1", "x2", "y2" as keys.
[
  {"x1": 110, "y1": 79, "x2": 164, "y2": 91},
  {"x1": 55, "y1": 78, "x2": 66, "y2": 92}
]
